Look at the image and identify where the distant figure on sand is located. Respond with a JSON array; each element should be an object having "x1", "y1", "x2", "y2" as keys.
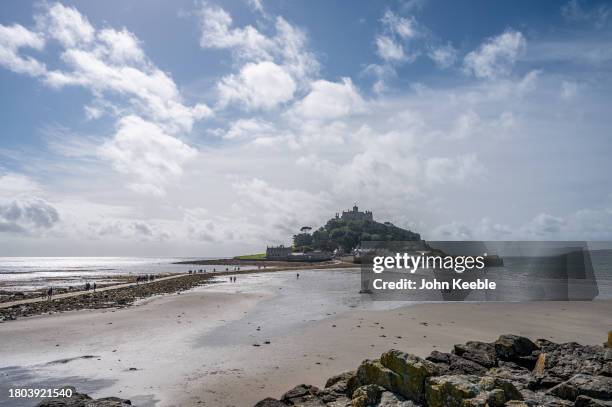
[
  {"x1": 47, "y1": 287, "x2": 53, "y2": 300},
  {"x1": 93, "y1": 282, "x2": 96, "y2": 291},
  {"x1": 296, "y1": 273, "x2": 300, "y2": 279}
]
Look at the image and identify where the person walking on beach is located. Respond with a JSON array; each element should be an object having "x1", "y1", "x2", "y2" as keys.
[
  {"x1": 47, "y1": 287, "x2": 53, "y2": 300},
  {"x1": 296, "y1": 273, "x2": 300, "y2": 279},
  {"x1": 93, "y1": 282, "x2": 96, "y2": 291}
]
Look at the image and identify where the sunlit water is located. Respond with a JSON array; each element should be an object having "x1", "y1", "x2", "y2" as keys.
[{"x1": 0, "y1": 257, "x2": 257, "y2": 291}]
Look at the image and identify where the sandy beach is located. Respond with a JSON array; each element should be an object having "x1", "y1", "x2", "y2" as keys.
[{"x1": 1, "y1": 268, "x2": 610, "y2": 407}]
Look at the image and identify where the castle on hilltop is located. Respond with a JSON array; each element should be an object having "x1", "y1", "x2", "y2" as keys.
[{"x1": 336, "y1": 204, "x2": 373, "y2": 222}]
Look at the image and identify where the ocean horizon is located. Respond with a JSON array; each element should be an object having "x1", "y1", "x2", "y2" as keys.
[{"x1": 0, "y1": 256, "x2": 247, "y2": 291}]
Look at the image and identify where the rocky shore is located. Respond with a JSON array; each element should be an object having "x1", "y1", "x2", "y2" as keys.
[
  {"x1": 255, "y1": 334, "x2": 612, "y2": 407},
  {"x1": 0, "y1": 273, "x2": 215, "y2": 321},
  {"x1": 0, "y1": 276, "x2": 136, "y2": 304},
  {"x1": 0, "y1": 263, "x2": 358, "y2": 322},
  {"x1": 35, "y1": 386, "x2": 132, "y2": 406}
]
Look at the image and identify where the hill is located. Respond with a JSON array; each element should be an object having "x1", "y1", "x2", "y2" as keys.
[{"x1": 293, "y1": 217, "x2": 420, "y2": 253}]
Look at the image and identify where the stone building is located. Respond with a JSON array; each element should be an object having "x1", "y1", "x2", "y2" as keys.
[
  {"x1": 266, "y1": 245, "x2": 292, "y2": 260},
  {"x1": 336, "y1": 204, "x2": 373, "y2": 221}
]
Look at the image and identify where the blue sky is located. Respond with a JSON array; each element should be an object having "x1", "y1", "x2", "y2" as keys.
[{"x1": 0, "y1": 0, "x2": 611, "y2": 256}]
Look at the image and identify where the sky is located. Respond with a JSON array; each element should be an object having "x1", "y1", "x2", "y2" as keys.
[{"x1": 0, "y1": 0, "x2": 611, "y2": 256}]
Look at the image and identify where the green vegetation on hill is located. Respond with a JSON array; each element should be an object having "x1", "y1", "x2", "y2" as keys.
[
  {"x1": 233, "y1": 253, "x2": 266, "y2": 260},
  {"x1": 293, "y1": 218, "x2": 420, "y2": 253}
]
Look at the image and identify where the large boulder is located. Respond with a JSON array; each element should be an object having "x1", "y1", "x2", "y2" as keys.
[
  {"x1": 424, "y1": 373, "x2": 524, "y2": 407},
  {"x1": 350, "y1": 359, "x2": 401, "y2": 397},
  {"x1": 454, "y1": 341, "x2": 498, "y2": 369},
  {"x1": 575, "y1": 395, "x2": 612, "y2": 407},
  {"x1": 547, "y1": 373, "x2": 612, "y2": 401},
  {"x1": 257, "y1": 334, "x2": 612, "y2": 407},
  {"x1": 425, "y1": 375, "x2": 481, "y2": 407},
  {"x1": 518, "y1": 389, "x2": 574, "y2": 406},
  {"x1": 326, "y1": 371, "x2": 355, "y2": 389},
  {"x1": 534, "y1": 340, "x2": 606, "y2": 381},
  {"x1": 322, "y1": 371, "x2": 355, "y2": 402},
  {"x1": 426, "y1": 351, "x2": 488, "y2": 376},
  {"x1": 479, "y1": 376, "x2": 523, "y2": 402},
  {"x1": 254, "y1": 398, "x2": 288, "y2": 407},
  {"x1": 377, "y1": 391, "x2": 420, "y2": 407},
  {"x1": 495, "y1": 335, "x2": 538, "y2": 361},
  {"x1": 351, "y1": 384, "x2": 385, "y2": 407},
  {"x1": 380, "y1": 349, "x2": 439, "y2": 402},
  {"x1": 281, "y1": 384, "x2": 325, "y2": 406},
  {"x1": 36, "y1": 387, "x2": 131, "y2": 407}
]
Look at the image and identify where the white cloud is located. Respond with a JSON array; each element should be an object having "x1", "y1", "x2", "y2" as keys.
[
  {"x1": 524, "y1": 212, "x2": 565, "y2": 236},
  {"x1": 273, "y1": 17, "x2": 319, "y2": 83},
  {"x1": 198, "y1": 2, "x2": 318, "y2": 96},
  {"x1": 464, "y1": 30, "x2": 526, "y2": 79},
  {"x1": 381, "y1": 10, "x2": 417, "y2": 40},
  {"x1": 84, "y1": 104, "x2": 104, "y2": 120},
  {"x1": 86, "y1": 218, "x2": 170, "y2": 241},
  {"x1": 291, "y1": 78, "x2": 365, "y2": 120},
  {"x1": 1, "y1": 3, "x2": 214, "y2": 135},
  {"x1": 232, "y1": 178, "x2": 332, "y2": 240},
  {"x1": 428, "y1": 43, "x2": 457, "y2": 69},
  {"x1": 376, "y1": 35, "x2": 406, "y2": 62},
  {"x1": 198, "y1": 3, "x2": 272, "y2": 60},
  {"x1": 1, "y1": 1, "x2": 611, "y2": 254},
  {"x1": 99, "y1": 115, "x2": 198, "y2": 196},
  {"x1": 44, "y1": 46, "x2": 212, "y2": 132},
  {"x1": 431, "y1": 218, "x2": 514, "y2": 240},
  {"x1": 35, "y1": 2, "x2": 95, "y2": 48},
  {"x1": 0, "y1": 197, "x2": 60, "y2": 235},
  {"x1": 0, "y1": 173, "x2": 40, "y2": 196},
  {"x1": 561, "y1": 0, "x2": 611, "y2": 28},
  {"x1": 0, "y1": 3, "x2": 214, "y2": 198},
  {"x1": 246, "y1": 0, "x2": 265, "y2": 14},
  {"x1": 449, "y1": 110, "x2": 516, "y2": 139},
  {"x1": 362, "y1": 63, "x2": 396, "y2": 93},
  {"x1": 424, "y1": 154, "x2": 483, "y2": 184},
  {"x1": 561, "y1": 80, "x2": 578, "y2": 100},
  {"x1": 218, "y1": 61, "x2": 296, "y2": 109},
  {"x1": 97, "y1": 28, "x2": 145, "y2": 64},
  {"x1": 0, "y1": 24, "x2": 46, "y2": 76},
  {"x1": 222, "y1": 118, "x2": 276, "y2": 140}
]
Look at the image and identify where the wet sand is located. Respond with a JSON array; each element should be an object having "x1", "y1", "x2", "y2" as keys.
[{"x1": 0, "y1": 268, "x2": 610, "y2": 407}]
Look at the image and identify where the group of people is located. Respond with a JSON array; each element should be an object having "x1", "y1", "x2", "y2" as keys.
[
  {"x1": 45, "y1": 280, "x2": 97, "y2": 300},
  {"x1": 229, "y1": 276, "x2": 238, "y2": 283},
  {"x1": 135, "y1": 274, "x2": 156, "y2": 284},
  {"x1": 187, "y1": 266, "x2": 242, "y2": 274}
]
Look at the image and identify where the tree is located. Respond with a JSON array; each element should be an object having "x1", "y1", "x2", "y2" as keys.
[
  {"x1": 307, "y1": 216, "x2": 419, "y2": 252},
  {"x1": 293, "y1": 232, "x2": 313, "y2": 249}
]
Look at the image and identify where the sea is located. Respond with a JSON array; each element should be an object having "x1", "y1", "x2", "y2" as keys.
[
  {"x1": 0, "y1": 257, "x2": 257, "y2": 292},
  {"x1": 1, "y1": 251, "x2": 612, "y2": 298}
]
